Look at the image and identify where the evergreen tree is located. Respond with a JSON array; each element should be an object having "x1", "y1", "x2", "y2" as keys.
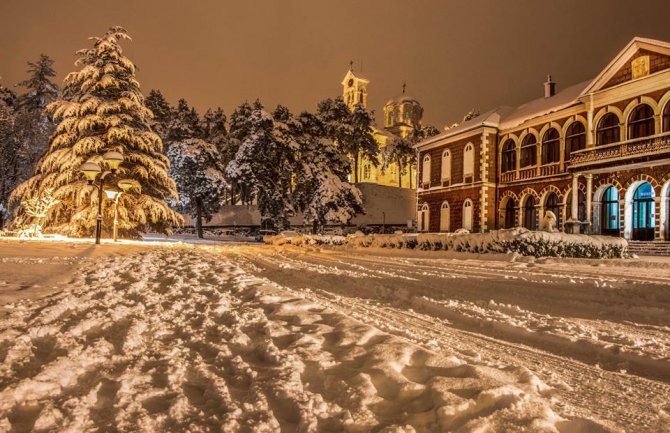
[
  {"x1": 226, "y1": 101, "x2": 255, "y2": 204},
  {"x1": 225, "y1": 103, "x2": 297, "y2": 230},
  {"x1": 0, "y1": 84, "x2": 19, "y2": 229},
  {"x1": 293, "y1": 112, "x2": 362, "y2": 233},
  {"x1": 317, "y1": 97, "x2": 378, "y2": 183},
  {"x1": 166, "y1": 101, "x2": 227, "y2": 238},
  {"x1": 11, "y1": 26, "x2": 182, "y2": 237},
  {"x1": 145, "y1": 89, "x2": 172, "y2": 144},
  {"x1": 16, "y1": 54, "x2": 58, "y2": 112},
  {"x1": 381, "y1": 136, "x2": 414, "y2": 188}
]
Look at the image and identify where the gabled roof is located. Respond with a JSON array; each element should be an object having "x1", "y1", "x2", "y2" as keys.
[
  {"x1": 580, "y1": 36, "x2": 670, "y2": 96},
  {"x1": 341, "y1": 69, "x2": 369, "y2": 85}
]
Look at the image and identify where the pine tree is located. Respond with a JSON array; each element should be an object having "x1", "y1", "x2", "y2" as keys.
[
  {"x1": 0, "y1": 84, "x2": 19, "y2": 229},
  {"x1": 226, "y1": 101, "x2": 255, "y2": 204},
  {"x1": 16, "y1": 54, "x2": 58, "y2": 112},
  {"x1": 145, "y1": 89, "x2": 172, "y2": 144},
  {"x1": 381, "y1": 135, "x2": 414, "y2": 188},
  {"x1": 225, "y1": 103, "x2": 297, "y2": 230},
  {"x1": 293, "y1": 112, "x2": 362, "y2": 233},
  {"x1": 166, "y1": 100, "x2": 227, "y2": 238},
  {"x1": 317, "y1": 97, "x2": 378, "y2": 183},
  {"x1": 11, "y1": 26, "x2": 182, "y2": 237}
]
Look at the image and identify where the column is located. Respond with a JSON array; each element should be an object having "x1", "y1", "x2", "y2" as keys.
[
  {"x1": 569, "y1": 173, "x2": 580, "y2": 234},
  {"x1": 585, "y1": 174, "x2": 593, "y2": 233}
]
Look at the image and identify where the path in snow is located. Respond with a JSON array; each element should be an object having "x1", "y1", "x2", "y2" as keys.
[
  {"x1": 0, "y1": 245, "x2": 623, "y2": 433},
  {"x1": 232, "y1": 246, "x2": 670, "y2": 433}
]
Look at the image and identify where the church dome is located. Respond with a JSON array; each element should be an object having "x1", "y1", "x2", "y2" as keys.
[{"x1": 383, "y1": 86, "x2": 423, "y2": 132}]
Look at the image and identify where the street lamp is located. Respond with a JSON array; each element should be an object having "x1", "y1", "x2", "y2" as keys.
[
  {"x1": 104, "y1": 179, "x2": 136, "y2": 242},
  {"x1": 80, "y1": 151, "x2": 125, "y2": 244}
]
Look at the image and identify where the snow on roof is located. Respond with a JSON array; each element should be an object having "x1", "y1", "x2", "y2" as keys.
[
  {"x1": 384, "y1": 95, "x2": 421, "y2": 106},
  {"x1": 414, "y1": 106, "x2": 514, "y2": 148},
  {"x1": 498, "y1": 79, "x2": 591, "y2": 130}
]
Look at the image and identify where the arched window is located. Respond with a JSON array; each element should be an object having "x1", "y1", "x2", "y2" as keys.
[
  {"x1": 565, "y1": 121, "x2": 586, "y2": 159},
  {"x1": 544, "y1": 192, "x2": 560, "y2": 227},
  {"x1": 440, "y1": 201, "x2": 450, "y2": 232},
  {"x1": 541, "y1": 128, "x2": 560, "y2": 164},
  {"x1": 418, "y1": 203, "x2": 430, "y2": 232},
  {"x1": 520, "y1": 135, "x2": 537, "y2": 168},
  {"x1": 501, "y1": 140, "x2": 516, "y2": 173},
  {"x1": 463, "y1": 143, "x2": 474, "y2": 179},
  {"x1": 462, "y1": 199, "x2": 473, "y2": 231},
  {"x1": 421, "y1": 154, "x2": 431, "y2": 186},
  {"x1": 596, "y1": 113, "x2": 620, "y2": 145},
  {"x1": 628, "y1": 104, "x2": 655, "y2": 139},
  {"x1": 664, "y1": 102, "x2": 670, "y2": 132},
  {"x1": 504, "y1": 199, "x2": 516, "y2": 229},
  {"x1": 632, "y1": 182, "x2": 655, "y2": 240},
  {"x1": 601, "y1": 186, "x2": 620, "y2": 236},
  {"x1": 441, "y1": 149, "x2": 451, "y2": 181},
  {"x1": 523, "y1": 196, "x2": 537, "y2": 230}
]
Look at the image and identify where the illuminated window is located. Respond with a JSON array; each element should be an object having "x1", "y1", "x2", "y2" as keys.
[
  {"x1": 463, "y1": 143, "x2": 474, "y2": 178},
  {"x1": 462, "y1": 199, "x2": 473, "y2": 230},
  {"x1": 441, "y1": 149, "x2": 451, "y2": 180},
  {"x1": 421, "y1": 154, "x2": 431, "y2": 185}
]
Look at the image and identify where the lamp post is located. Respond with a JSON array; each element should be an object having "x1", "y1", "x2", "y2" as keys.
[
  {"x1": 80, "y1": 151, "x2": 124, "y2": 245},
  {"x1": 104, "y1": 179, "x2": 135, "y2": 242}
]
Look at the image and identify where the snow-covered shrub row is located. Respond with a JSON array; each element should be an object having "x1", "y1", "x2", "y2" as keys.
[{"x1": 268, "y1": 228, "x2": 628, "y2": 258}]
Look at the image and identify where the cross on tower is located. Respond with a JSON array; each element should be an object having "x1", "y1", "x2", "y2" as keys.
[
  {"x1": 349, "y1": 60, "x2": 354, "y2": 71},
  {"x1": 402, "y1": 82, "x2": 406, "y2": 94}
]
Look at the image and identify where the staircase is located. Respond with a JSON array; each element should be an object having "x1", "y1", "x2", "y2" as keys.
[{"x1": 627, "y1": 241, "x2": 670, "y2": 256}]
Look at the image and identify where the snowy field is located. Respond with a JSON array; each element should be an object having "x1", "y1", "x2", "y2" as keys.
[{"x1": 0, "y1": 239, "x2": 669, "y2": 432}]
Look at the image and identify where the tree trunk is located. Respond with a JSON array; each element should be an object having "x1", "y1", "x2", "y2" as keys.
[
  {"x1": 397, "y1": 156, "x2": 402, "y2": 188},
  {"x1": 195, "y1": 197, "x2": 204, "y2": 239},
  {"x1": 353, "y1": 153, "x2": 359, "y2": 183},
  {"x1": 409, "y1": 165, "x2": 413, "y2": 189},
  {"x1": 312, "y1": 220, "x2": 318, "y2": 235}
]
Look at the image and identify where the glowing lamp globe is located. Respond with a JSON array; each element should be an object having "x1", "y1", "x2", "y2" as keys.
[
  {"x1": 118, "y1": 178, "x2": 136, "y2": 192},
  {"x1": 104, "y1": 186, "x2": 121, "y2": 200},
  {"x1": 80, "y1": 161, "x2": 102, "y2": 182},
  {"x1": 103, "y1": 151, "x2": 124, "y2": 171}
]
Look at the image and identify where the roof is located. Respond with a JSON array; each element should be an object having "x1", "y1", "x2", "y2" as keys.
[
  {"x1": 385, "y1": 95, "x2": 421, "y2": 106},
  {"x1": 414, "y1": 106, "x2": 514, "y2": 148},
  {"x1": 498, "y1": 79, "x2": 590, "y2": 130}
]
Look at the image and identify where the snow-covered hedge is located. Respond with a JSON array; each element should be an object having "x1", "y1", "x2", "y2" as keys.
[{"x1": 266, "y1": 228, "x2": 628, "y2": 258}]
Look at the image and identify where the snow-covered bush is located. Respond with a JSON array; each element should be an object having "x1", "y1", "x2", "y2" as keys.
[{"x1": 266, "y1": 228, "x2": 628, "y2": 259}]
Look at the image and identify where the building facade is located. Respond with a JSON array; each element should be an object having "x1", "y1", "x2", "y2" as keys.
[
  {"x1": 341, "y1": 68, "x2": 423, "y2": 189},
  {"x1": 415, "y1": 37, "x2": 670, "y2": 241}
]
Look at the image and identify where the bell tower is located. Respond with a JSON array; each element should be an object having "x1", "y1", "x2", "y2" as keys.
[{"x1": 341, "y1": 61, "x2": 369, "y2": 110}]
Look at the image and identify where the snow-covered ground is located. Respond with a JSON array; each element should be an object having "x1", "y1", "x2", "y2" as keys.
[{"x1": 0, "y1": 239, "x2": 668, "y2": 432}]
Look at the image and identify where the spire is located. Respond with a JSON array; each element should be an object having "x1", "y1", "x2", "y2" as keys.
[{"x1": 349, "y1": 60, "x2": 354, "y2": 71}]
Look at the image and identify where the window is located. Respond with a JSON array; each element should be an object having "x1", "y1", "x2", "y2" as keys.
[
  {"x1": 596, "y1": 113, "x2": 620, "y2": 145},
  {"x1": 441, "y1": 149, "x2": 451, "y2": 181},
  {"x1": 520, "y1": 135, "x2": 537, "y2": 168},
  {"x1": 462, "y1": 199, "x2": 473, "y2": 231},
  {"x1": 565, "y1": 121, "x2": 586, "y2": 159},
  {"x1": 632, "y1": 182, "x2": 655, "y2": 241},
  {"x1": 544, "y1": 192, "x2": 560, "y2": 227},
  {"x1": 628, "y1": 104, "x2": 655, "y2": 139},
  {"x1": 541, "y1": 128, "x2": 560, "y2": 164},
  {"x1": 504, "y1": 199, "x2": 516, "y2": 229},
  {"x1": 501, "y1": 140, "x2": 516, "y2": 173},
  {"x1": 463, "y1": 143, "x2": 474, "y2": 178},
  {"x1": 664, "y1": 103, "x2": 670, "y2": 132},
  {"x1": 440, "y1": 201, "x2": 450, "y2": 232},
  {"x1": 418, "y1": 203, "x2": 430, "y2": 232},
  {"x1": 421, "y1": 154, "x2": 431, "y2": 186},
  {"x1": 601, "y1": 186, "x2": 620, "y2": 236},
  {"x1": 523, "y1": 196, "x2": 537, "y2": 230}
]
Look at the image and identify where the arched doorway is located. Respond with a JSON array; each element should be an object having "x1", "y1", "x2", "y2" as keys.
[
  {"x1": 631, "y1": 182, "x2": 655, "y2": 241},
  {"x1": 418, "y1": 203, "x2": 430, "y2": 232},
  {"x1": 600, "y1": 186, "x2": 620, "y2": 237},
  {"x1": 566, "y1": 189, "x2": 586, "y2": 233},
  {"x1": 503, "y1": 199, "x2": 516, "y2": 229},
  {"x1": 523, "y1": 196, "x2": 537, "y2": 230},
  {"x1": 544, "y1": 192, "x2": 561, "y2": 228},
  {"x1": 440, "y1": 201, "x2": 450, "y2": 232}
]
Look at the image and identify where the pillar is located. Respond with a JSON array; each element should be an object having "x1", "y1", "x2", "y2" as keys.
[
  {"x1": 568, "y1": 173, "x2": 581, "y2": 234},
  {"x1": 585, "y1": 174, "x2": 593, "y2": 233}
]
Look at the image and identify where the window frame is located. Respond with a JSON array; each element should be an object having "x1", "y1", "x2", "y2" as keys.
[
  {"x1": 520, "y1": 134, "x2": 537, "y2": 168},
  {"x1": 541, "y1": 128, "x2": 560, "y2": 165}
]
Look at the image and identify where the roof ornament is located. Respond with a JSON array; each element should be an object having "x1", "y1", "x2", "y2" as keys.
[
  {"x1": 402, "y1": 82, "x2": 406, "y2": 94},
  {"x1": 349, "y1": 60, "x2": 353, "y2": 71}
]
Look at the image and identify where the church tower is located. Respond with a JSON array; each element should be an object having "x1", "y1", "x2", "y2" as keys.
[
  {"x1": 383, "y1": 83, "x2": 423, "y2": 139},
  {"x1": 341, "y1": 62, "x2": 369, "y2": 110}
]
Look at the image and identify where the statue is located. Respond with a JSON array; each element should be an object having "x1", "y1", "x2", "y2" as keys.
[{"x1": 540, "y1": 210, "x2": 558, "y2": 233}]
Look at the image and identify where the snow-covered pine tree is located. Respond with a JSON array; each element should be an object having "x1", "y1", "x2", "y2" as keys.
[
  {"x1": 167, "y1": 102, "x2": 227, "y2": 239},
  {"x1": 13, "y1": 54, "x2": 59, "y2": 189},
  {"x1": 0, "y1": 84, "x2": 18, "y2": 229},
  {"x1": 226, "y1": 101, "x2": 257, "y2": 204},
  {"x1": 10, "y1": 26, "x2": 182, "y2": 237},
  {"x1": 293, "y1": 112, "x2": 362, "y2": 233},
  {"x1": 317, "y1": 97, "x2": 378, "y2": 183},
  {"x1": 225, "y1": 103, "x2": 297, "y2": 230},
  {"x1": 145, "y1": 89, "x2": 172, "y2": 144}
]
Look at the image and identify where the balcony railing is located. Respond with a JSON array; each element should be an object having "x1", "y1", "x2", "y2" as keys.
[
  {"x1": 518, "y1": 167, "x2": 536, "y2": 180},
  {"x1": 570, "y1": 132, "x2": 670, "y2": 167},
  {"x1": 540, "y1": 163, "x2": 560, "y2": 177},
  {"x1": 500, "y1": 171, "x2": 515, "y2": 183}
]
